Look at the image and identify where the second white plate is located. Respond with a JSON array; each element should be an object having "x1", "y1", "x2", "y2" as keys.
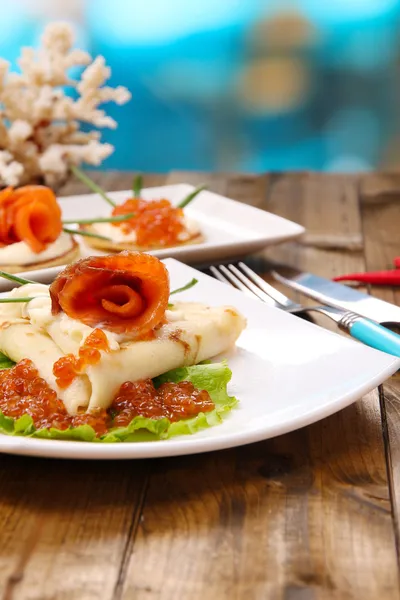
[
  {"x1": 58, "y1": 184, "x2": 304, "y2": 264},
  {"x1": 1, "y1": 184, "x2": 304, "y2": 285}
]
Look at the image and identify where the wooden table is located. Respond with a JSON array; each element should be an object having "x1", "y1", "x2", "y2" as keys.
[{"x1": 0, "y1": 171, "x2": 399, "y2": 600}]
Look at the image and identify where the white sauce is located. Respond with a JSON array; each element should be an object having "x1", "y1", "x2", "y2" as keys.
[
  {"x1": 0, "y1": 233, "x2": 73, "y2": 266},
  {"x1": 0, "y1": 284, "x2": 120, "y2": 351},
  {"x1": 0, "y1": 286, "x2": 212, "y2": 357},
  {"x1": 92, "y1": 222, "x2": 138, "y2": 242},
  {"x1": 0, "y1": 284, "x2": 178, "y2": 354},
  {"x1": 0, "y1": 284, "x2": 246, "y2": 415},
  {"x1": 91, "y1": 216, "x2": 200, "y2": 245}
]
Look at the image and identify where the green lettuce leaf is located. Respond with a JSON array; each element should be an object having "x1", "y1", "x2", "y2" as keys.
[
  {"x1": 35, "y1": 424, "x2": 98, "y2": 442},
  {"x1": 0, "y1": 351, "x2": 15, "y2": 370},
  {"x1": 0, "y1": 362, "x2": 237, "y2": 443}
]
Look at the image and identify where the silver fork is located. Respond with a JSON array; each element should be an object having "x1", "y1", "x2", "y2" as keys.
[
  {"x1": 209, "y1": 262, "x2": 400, "y2": 357},
  {"x1": 210, "y1": 262, "x2": 348, "y2": 320}
]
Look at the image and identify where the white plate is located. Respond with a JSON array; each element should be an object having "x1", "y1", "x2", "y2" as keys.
[
  {"x1": 0, "y1": 258, "x2": 399, "y2": 460},
  {"x1": 62, "y1": 184, "x2": 304, "y2": 260},
  {"x1": 5, "y1": 184, "x2": 304, "y2": 277}
]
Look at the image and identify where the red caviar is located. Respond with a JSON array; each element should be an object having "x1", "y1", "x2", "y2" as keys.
[
  {"x1": 111, "y1": 379, "x2": 215, "y2": 427},
  {"x1": 53, "y1": 329, "x2": 110, "y2": 389},
  {"x1": 0, "y1": 359, "x2": 108, "y2": 435},
  {"x1": 112, "y1": 198, "x2": 185, "y2": 247},
  {"x1": 0, "y1": 361, "x2": 214, "y2": 437}
]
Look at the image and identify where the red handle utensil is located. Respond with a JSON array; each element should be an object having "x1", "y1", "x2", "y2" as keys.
[
  {"x1": 333, "y1": 258, "x2": 400, "y2": 286},
  {"x1": 333, "y1": 270, "x2": 400, "y2": 285}
]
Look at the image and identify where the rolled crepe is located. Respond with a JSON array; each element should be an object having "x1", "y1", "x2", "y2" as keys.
[
  {"x1": 85, "y1": 303, "x2": 245, "y2": 412},
  {"x1": 0, "y1": 302, "x2": 245, "y2": 415},
  {"x1": 0, "y1": 323, "x2": 91, "y2": 414}
]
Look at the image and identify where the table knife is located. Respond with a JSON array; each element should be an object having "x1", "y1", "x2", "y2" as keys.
[{"x1": 272, "y1": 265, "x2": 400, "y2": 325}]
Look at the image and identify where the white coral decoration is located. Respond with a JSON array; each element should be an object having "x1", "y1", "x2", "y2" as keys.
[{"x1": 0, "y1": 22, "x2": 131, "y2": 187}]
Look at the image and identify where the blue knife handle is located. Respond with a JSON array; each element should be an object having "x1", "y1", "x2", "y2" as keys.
[{"x1": 350, "y1": 319, "x2": 400, "y2": 357}]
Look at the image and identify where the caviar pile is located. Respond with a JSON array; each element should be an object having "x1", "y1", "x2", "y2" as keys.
[
  {"x1": 0, "y1": 360, "x2": 215, "y2": 437},
  {"x1": 53, "y1": 329, "x2": 110, "y2": 388},
  {"x1": 112, "y1": 198, "x2": 185, "y2": 247},
  {"x1": 112, "y1": 379, "x2": 215, "y2": 427},
  {"x1": 0, "y1": 359, "x2": 109, "y2": 435}
]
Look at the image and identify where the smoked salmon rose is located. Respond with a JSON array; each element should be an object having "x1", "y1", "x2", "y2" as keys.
[
  {"x1": 0, "y1": 185, "x2": 62, "y2": 253},
  {"x1": 49, "y1": 252, "x2": 170, "y2": 335}
]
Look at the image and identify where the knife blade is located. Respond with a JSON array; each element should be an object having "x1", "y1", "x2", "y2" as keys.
[{"x1": 272, "y1": 265, "x2": 400, "y2": 325}]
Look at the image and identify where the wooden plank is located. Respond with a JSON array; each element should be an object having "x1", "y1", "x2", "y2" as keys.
[
  {"x1": 166, "y1": 170, "x2": 269, "y2": 207},
  {"x1": 0, "y1": 175, "x2": 154, "y2": 600},
  {"x1": 119, "y1": 173, "x2": 399, "y2": 599},
  {"x1": 359, "y1": 173, "x2": 400, "y2": 563},
  {"x1": 0, "y1": 455, "x2": 148, "y2": 600},
  {"x1": 264, "y1": 172, "x2": 364, "y2": 259},
  {"x1": 58, "y1": 171, "x2": 167, "y2": 197},
  {"x1": 248, "y1": 172, "x2": 367, "y2": 329},
  {"x1": 121, "y1": 404, "x2": 397, "y2": 600}
]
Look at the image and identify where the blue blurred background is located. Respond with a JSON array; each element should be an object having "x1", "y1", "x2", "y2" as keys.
[{"x1": 3, "y1": 0, "x2": 400, "y2": 173}]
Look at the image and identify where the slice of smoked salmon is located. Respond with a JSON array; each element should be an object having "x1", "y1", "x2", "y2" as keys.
[
  {"x1": 50, "y1": 252, "x2": 170, "y2": 336},
  {"x1": 0, "y1": 187, "x2": 17, "y2": 245},
  {"x1": 0, "y1": 185, "x2": 62, "y2": 253}
]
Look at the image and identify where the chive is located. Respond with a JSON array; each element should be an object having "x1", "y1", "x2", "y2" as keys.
[
  {"x1": 62, "y1": 227, "x2": 112, "y2": 242},
  {"x1": 0, "y1": 271, "x2": 36, "y2": 285},
  {"x1": 132, "y1": 174, "x2": 143, "y2": 197},
  {"x1": 62, "y1": 213, "x2": 135, "y2": 225},
  {"x1": 70, "y1": 165, "x2": 116, "y2": 208},
  {"x1": 0, "y1": 297, "x2": 36, "y2": 304},
  {"x1": 170, "y1": 278, "x2": 198, "y2": 296},
  {"x1": 177, "y1": 185, "x2": 206, "y2": 209}
]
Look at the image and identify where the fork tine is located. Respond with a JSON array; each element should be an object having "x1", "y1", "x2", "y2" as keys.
[
  {"x1": 210, "y1": 265, "x2": 255, "y2": 299},
  {"x1": 210, "y1": 263, "x2": 313, "y2": 320},
  {"x1": 238, "y1": 262, "x2": 294, "y2": 308},
  {"x1": 219, "y1": 265, "x2": 261, "y2": 299},
  {"x1": 220, "y1": 265, "x2": 278, "y2": 306},
  {"x1": 226, "y1": 264, "x2": 281, "y2": 306},
  {"x1": 209, "y1": 265, "x2": 230, "y2": 285}
]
